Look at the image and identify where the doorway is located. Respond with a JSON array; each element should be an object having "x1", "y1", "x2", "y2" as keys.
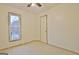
[{"x1": 40, "y1": 15, "x2": 48, "y2": 43}]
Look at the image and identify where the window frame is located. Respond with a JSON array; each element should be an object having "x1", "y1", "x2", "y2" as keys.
[{"x1": 8, "y1": 12, "x2": 22, "y2": 42}]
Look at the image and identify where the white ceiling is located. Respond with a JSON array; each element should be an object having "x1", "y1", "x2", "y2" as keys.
[{"x1": 0, "y1": 3, "x2": 59, "y2": 14}]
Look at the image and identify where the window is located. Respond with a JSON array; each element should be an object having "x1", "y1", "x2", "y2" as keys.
[{"x1": 8, "y1": 12, "x2": 21, "y2": 42}]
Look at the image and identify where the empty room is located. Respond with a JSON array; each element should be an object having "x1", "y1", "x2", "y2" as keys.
[{"x1": 0, "y1": 3, "x2": 79, "y2": 55}]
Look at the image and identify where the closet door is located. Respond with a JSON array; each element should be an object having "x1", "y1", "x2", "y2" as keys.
[{"x1": 40, "y1": 15, "x2": 48, "y2": 43}]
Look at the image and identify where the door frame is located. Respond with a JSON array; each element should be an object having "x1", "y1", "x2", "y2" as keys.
[{"x1": 40, "y1": 15, "x2": 48, "y2": 44}]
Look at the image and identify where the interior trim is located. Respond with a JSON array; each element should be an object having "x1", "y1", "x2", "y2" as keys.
[
  {"x1": 0, "y1": 40, "x2": 79, "y2": 55},
  {"x1": 0, "y1": 40, "x2": 41, "y2": 51},
  {"x1": 40, "y1": 41, "x2": 79, "y2": 55},
  {"x1": 8, "y1": 12, "x2": 22, "y2": 42},
  {"x1": 40, "y1": 15, "x2": 48, "y2": 44}
]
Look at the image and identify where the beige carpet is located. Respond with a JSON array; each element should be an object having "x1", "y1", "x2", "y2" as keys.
[{"x1": 0, "y1": 41, "x2": 77, "y2": 55}]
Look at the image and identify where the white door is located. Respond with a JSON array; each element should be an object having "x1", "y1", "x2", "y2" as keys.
[{"x1": 40, "y1": 15, "x2": 48, "y2": 43}]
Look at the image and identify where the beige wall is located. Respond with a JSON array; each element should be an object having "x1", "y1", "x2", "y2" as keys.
[
  {"x1": 38, "y1": 4, "x2": 79, "y2": 53},
  {"x1": 0, "y1": 5, "x2": 38, "y2": 49}
]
